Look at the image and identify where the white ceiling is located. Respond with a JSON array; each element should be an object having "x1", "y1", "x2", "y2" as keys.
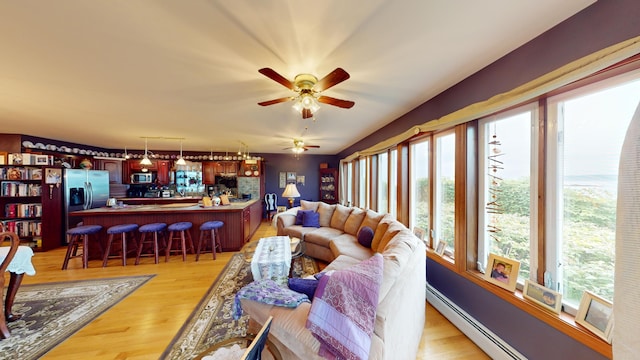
[{"x1": 0, "y1": 0, "x2": 595, "y2": 155}]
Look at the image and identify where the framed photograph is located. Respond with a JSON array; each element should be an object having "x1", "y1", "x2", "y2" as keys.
[
  {"x1": 279, "y1": 172, "x2": 286, "y2": 188},
  {"x1": 484, "y1": 253, "x2": 520, "y2": 292},
  {"x1": 575, "y1": 291, "x2": 613, "y2": 343},
  {"x1": 277, "y1": 206, "x2": 286, "y2": 213},
  {"x1": 45, "y1": 168, "x2": 62, "y2": 185},
  {"x1": 523, "y1": 280, "x2": 563, "y2": 314},
  {"x1": 435, "y1": 240, "x2": 447, "y2": 256},
  {"x1": 34, "y1": 154, "x2": 49, "y2": 165},
  {"x1": 413, "y1": 227, "x2": 426, "y2": 242},
  {"x1": 286, "y1": 172, "x2": 296, "y2": 182},
  {"x1": 0, "y1": 151, "x2": 7, "y2": 165}
]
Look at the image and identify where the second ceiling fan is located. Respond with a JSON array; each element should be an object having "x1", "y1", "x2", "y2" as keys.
[{"x1": 258, "y1": 67, "x2": 355, "y2": 119}]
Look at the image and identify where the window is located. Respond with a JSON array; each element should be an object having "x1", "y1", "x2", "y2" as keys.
[
  {"x1": 410, "y1": 138, "x2": 430, "y2": 239},
  {"x1": 547, "y1": 72, "x2": 640, "y2": 309},
  {"x1": 377, "y1": 152, "x2": 389, "y2": 213},
  {"x1": 478, "y1": 105, "x2": 538, "y2": 282},
  {"x1": 434, "y1": 131, "x2": 455, "y2": 255},
  {"x1": 389, "y1": 148, "x2": 398, "y2": 218},
  {"x1": 357, "y1": 157, "x2": 369, "y2": 208},
  {"x1": 340, "y1": 161, "x2": 353, "y2": 206}
]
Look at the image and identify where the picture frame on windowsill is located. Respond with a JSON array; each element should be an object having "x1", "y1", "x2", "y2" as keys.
[
  {"x1": 483, "y1": 253, "x2": 520, "y2": 292},
  {"x1": 523, "y1": 280, "x2": 563, "y2": 314},
  {"x1": 575, "y1": 291, "x2": 613, "y2": 343}
]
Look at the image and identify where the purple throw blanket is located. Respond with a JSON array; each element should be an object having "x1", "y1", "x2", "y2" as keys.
[{"x1": 306, "y1": 253, "x2": 384, "y2": 360}]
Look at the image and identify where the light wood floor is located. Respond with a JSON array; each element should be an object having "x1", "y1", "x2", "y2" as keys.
[{"x1": 7, "y1": 221, "x2": 488, "y2": 359}]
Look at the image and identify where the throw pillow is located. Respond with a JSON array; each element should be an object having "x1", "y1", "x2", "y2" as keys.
[
  {"x1": 295, "y1": 210, "x2": 314, "y2": 225},
  {"x1": 300, "y1": 200, "x2": 320, "y2": 212},
  {"x1": 357, "y1": 226, "x2": 375, "y2": 248},
  {"x1": 343, "y1": 207, "x2": 366, "y2": 235},
  {"x1": 302, "y1": 211, "x2": 320, "y2": 227},
  {"x1": 288, "y1": 278, "x2": 319, "y2": 300}
]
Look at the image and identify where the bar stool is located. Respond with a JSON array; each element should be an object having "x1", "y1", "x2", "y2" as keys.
[
  {"x1": 102, "y1": 223, "x2": 139, "y2": 267},
  {"x1": 62, "y1": 224, "x2": 103, "y2": 270},
  {"x1": 166, "y1": 221, "x2": 194, "y2": 262},
  {"x1": 135, "y1": 222, "x2": 167, "y2": 265},
  {"x1": 197, "y1": 220, "x2": 224, "y2": 261}
]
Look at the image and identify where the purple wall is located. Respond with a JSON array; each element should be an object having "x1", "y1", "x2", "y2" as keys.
[{"x1": 262, "y1": 153, "x2": 339, "y2": 208}]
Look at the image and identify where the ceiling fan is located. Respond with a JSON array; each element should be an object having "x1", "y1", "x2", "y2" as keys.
[
  {"x1": 283, "y1": 139, "x2": 320, "y2": 154},
  {"x1": 258, "y1": 67, "x2": 355, "y2": 119}
]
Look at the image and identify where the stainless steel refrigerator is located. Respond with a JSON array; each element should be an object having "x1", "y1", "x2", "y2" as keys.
[{"x1": 63, "y1": 169, "x2": 110, "y2": 233}]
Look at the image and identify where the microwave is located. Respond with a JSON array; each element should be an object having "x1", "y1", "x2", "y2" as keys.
[{"x1": 130, "y1": 172, "x2": 153, "y2": 184}]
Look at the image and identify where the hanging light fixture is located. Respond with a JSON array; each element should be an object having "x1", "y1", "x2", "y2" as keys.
[
  {"x1": 176, "y1": 139, "x2": 186, "y2": 165},
  {"x1": 292, "y1": 93, "x2": 320, "y2": 114},
  {"x1": 124, "y1": 147, "x2": 130, "y2": 159},
  {"x1": 140, "y1": 138, "x2": 152, "y2": 166}
]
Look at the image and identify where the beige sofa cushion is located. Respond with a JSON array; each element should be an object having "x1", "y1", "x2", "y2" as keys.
[
  {"x1": 377, "y1": 222, "x2": 405, "y2": 253},
  {"x1": 330, "y1": 204, "x2": 352, "y2": 231},
  {"x1": 301, "y1": 200, "x2": 320, "y2": 212},
  {"x1": 371, "y1": 213, "x2": 395, "y2": 250},
  {"x1": 358, "y1": 209, "x2": 385, "y2": 234},
  {"x1": 304, "y1": 227, "x2": 344, "y2": 248},
  {"x1": 330, "y1": 234, "x2": 375, "y2": 261},
  {"x1": 344, "y1": 208, "x2": 366, "y2": 235},
  {"x1": 317, "y1": 202, "x2": 336, "y2": 227}
]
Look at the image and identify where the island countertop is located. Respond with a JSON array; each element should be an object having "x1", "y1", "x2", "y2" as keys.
[
  {"x1": 69, "y1": 198, "x2": 262, "y2": 252},
  {"x1": 70, "y1": 198, "x2": 259, "y2": 216}
]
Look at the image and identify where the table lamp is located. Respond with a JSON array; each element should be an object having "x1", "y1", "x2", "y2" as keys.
[{"x1": 282, "y1": 183, "x2": 300, "y2": 208}]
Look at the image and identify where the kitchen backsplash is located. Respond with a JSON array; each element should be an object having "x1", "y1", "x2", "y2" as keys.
[{"x1": 237, "y1": 176, "x2": 260, "y2": 200}]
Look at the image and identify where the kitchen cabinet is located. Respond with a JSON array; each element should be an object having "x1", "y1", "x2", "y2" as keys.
[
  {"x1": 123, "y1": 159, "x2": 170, "y2": 185},
  {"x1": 202, "y1": 161, "x2": 239, "y2": 184},
  {"x1": 239, "y1": 160, "x2": 261, "y2": 177},
  {"x1": 156, "y1": 160, "x2": 170, "y2": 185},
  {"x1": 0, "y1": 165, "x2": 63, "y2": 251},
  {"x1": 319, "y1": 168, "x2": 338, "y2": 204},
  {"x1": 95, "y1": 159, "x2": 123, "y2": 183}
]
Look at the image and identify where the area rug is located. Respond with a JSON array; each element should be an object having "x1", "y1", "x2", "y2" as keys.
[
  {"x1": 0, "y1": 275, "x2": 154, "y2": 359},
  {"x1": 161, "y1": 253, "x2": 318, "y2": 360}
]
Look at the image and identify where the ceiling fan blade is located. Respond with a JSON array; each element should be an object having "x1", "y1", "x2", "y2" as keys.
[
  {"x1": 258, "y1": 97, "x2": 294, "y2": 106},
  {"x1": 314, "y1": 68, "x2": 350, "y2": 92},
  {"x1": 302, "y1": 108, "x2": 313, "y2": 119},
  {"x1": 317, "y1": 95, "x2": 355, "y2": 109},
  {"x1": 304, "y1": 145, "x2": 320, "y2": 149},
  {"x1": 259, "y1": 68, "x2": 294, "y2": 90}
]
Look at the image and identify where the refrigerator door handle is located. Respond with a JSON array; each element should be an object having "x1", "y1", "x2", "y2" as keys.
[{"x1": 85, "y1": 182, "x2": 92, "y2": 210}]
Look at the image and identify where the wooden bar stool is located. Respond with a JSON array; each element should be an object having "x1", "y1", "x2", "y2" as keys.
[
  {"x1": 62, "y1": 225, "x2": 103, "y2": 270},
  {"x1": 135, "y1": 223, "x2": 167, "y2": 265},
  {"x1": 196, "y1": 220, "x2": 224, "y2": 261},
  {"x1": 165, "y1": 221, "x2": 194, "y2": 262},
  {"x1": 102, "y1": 223, "x2": 139, "y2": 267}
]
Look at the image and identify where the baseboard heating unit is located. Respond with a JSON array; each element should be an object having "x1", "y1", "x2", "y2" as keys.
[{"x1": 426, "y1": 284, "x2": 527, "y2": 360}]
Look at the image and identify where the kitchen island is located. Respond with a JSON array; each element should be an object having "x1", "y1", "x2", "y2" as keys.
[{"x1": 70, "y1": 199, "x2": 262, "y2": 253}]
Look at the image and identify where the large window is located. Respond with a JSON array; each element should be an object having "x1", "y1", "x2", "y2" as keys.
[
  {"x1": 377, "y1": 152, "x2": 389, "y2": 213},
  {"x1": 357, "y1": 157, "x2": 369, "y2": 208},
  {"x1": 434, "y1": 131, "x2": 455, "y2": 255},
  {"x1": 410, "y1": 138, "x2": 430, "y2": 238},
  {"x1": 389, "y1": 149, "x2": 398, "y2": 217},
  {"x1": 547, "y1": 72, "x2": 640, "y2": 308},
  {"x1": 478, "y1": 105, "x2": 538, "y2": 282}
]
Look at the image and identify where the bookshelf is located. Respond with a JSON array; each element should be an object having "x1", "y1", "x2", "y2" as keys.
[{"x1": 0, "y1": 165, "x2": 62, "y2": 251}]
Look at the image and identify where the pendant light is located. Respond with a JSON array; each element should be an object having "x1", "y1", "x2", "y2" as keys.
[
  {"x1": 124, "y1": 147, "x2": 130, "y2": 159},
  {"x1": 140, "y1": 138, "x2": 152, "y2": 165},
  {"x1": 176, "y1": 139, "x2": 186, "y2": 165}
]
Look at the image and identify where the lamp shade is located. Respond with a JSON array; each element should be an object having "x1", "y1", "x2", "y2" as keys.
[{"x1": 282, "y1": 183, "x2": 300, "y2": 198}]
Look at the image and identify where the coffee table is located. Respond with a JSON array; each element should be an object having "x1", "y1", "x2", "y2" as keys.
[{"x1": 249, "y1": 236, "x2": 292, "y2": 285}]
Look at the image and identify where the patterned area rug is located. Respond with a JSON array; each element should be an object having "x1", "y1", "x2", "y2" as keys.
[
  {"x1": 0, "y1": 275, "x2": 154, "y2": 359},
  {"x1": 161, "y1": 253, "x2": 318, "y2": 360}
]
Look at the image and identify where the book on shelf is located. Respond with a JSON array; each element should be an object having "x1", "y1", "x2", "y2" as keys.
[
  {"x1": 1, "y1": 166, "x2": 47, "y2": 180},
  {"x1": 1, "y1": 182, "x2": 42, "y2": 197},
  {"x1": 4, "y1": 203, "x2": 43, "y2": 218},
  {"x1": 1, "y1": 219, "x2": 42, "y2": 237}
]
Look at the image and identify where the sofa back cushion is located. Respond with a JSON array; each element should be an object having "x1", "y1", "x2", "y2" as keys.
[
  {"x1": 344, "y1": 208, "x2": 366, "y2": 235},
  {"x1": 300, "y1": 200, "x2": 320, "y2": 212},
  {"x1": 358, "y1": 209, "x2": 385, "y2": 235},
  {"x1": 317, "y1": 202, "x2": 336, "y2": 227},
  {"x1": 376, "y1": 222, "x2": 405, "y2": 252},
  {"x1": 330, "y1": 204, "x2": 352, "y2": 231}
]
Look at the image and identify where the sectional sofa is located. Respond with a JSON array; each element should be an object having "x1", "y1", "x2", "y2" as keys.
[{"x1": 240, "y1": 200, "x2": 426, "y2": 359}]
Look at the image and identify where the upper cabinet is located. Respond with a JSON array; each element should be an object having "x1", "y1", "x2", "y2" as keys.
[
  {"x1": 239, "y1": 160, "x2": 261, "y2": 177},
  {"x1": 202, "y1": 161, "x2": 240, "y2": 184},
  {"x1": 123, "y1": 159, "x2": 170, "y2": 185},
  {"x1": 94, "y1": 159, "x2": 123, "y2": 183}
]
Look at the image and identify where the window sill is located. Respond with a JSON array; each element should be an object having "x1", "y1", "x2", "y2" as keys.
[{"x1": 426, "y1": 252, "x2": 612, "y2": 358}]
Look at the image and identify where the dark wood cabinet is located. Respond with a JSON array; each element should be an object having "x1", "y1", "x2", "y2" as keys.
[
  {"x1": 156, "y1": 160, "x2": 170, "y2": 185},
  {"x1": 202, "y1": 161, "x2": 240, "y2": 184},
  {"x1": 239, "y1": 160, "x2": 261, "y2": 177},
  {"x1": 319, "y1": 168, "x2": 338, "y2": 204},
  {"x1": 0, "y1": 165, "x2": 62, "y2": 251},
  {"x1": 95, "y1": 159, "x2": 123, "y2": 183},
  {"x1": 123, "y1": 159, "x2": 170, "y2": 184}
]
